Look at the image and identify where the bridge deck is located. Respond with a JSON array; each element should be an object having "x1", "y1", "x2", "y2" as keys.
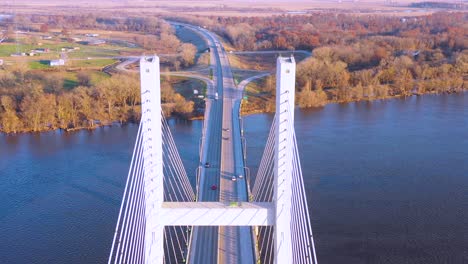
[{"x1": 175, "y1": 22, "x2": 256, "y2": 264}]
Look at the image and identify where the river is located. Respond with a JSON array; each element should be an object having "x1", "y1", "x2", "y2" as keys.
[{"x1": 0, "y1": 93, "x2": 466, "y2": 263}]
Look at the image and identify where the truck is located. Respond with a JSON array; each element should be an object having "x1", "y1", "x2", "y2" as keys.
[{"x1": 215, "y1": 92, "x2": 218, "y2": 100}]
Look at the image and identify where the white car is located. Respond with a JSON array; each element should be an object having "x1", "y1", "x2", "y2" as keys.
[
  {"x1": 238, "y1": 174, "x2": 243, "y2": 179},
  {"x1": 231, "y1": 176, "x2": 237, "y2": 181}
]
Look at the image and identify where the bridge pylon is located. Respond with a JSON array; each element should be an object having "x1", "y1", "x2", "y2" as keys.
[
  {"x1": 140, "y1": 56, "x2": 165, "y2": 263},
  {"x1": 274, "y1": 56, "x2": 296, "y2": 263}
]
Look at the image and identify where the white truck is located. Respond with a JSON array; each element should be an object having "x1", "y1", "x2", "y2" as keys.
[{"x1": 215, "y1": 92, "x2": 219, "y2": 100}]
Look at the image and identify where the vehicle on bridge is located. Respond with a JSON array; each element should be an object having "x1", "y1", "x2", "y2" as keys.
[
  {"x1": 210, "y1": 184, "x2": 217, "y2": 190},
  {"x1": 231, "y1": 176, "x2": 237, "y2": 181},
  {"x1": 204, "y1": 162, "x2": 210, "y2": 168}
]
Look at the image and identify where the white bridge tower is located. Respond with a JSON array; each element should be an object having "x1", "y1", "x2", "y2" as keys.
[
  {"x1": 140, "y1": 56, "x2": 164, "y2": 263},
  {"x1": 274, "y1": 56, "x2": 296, "y2": 263}
]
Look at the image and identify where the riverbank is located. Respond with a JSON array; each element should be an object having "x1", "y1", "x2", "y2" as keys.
[
  {"x1": 240, "y1": 87, "x2": 467, "y2": 116},
  {"x1": 0, "y1": 113, "x2": 203, "y2": 134},
  {"x1": 0, "y1": 69, "x2": 204, "y2": 134},
  {"x1": 2, "y1": 90, "x2": 466, "y2": 134}
]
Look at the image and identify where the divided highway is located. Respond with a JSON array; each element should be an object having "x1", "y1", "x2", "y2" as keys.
[{"x1": 170, "y1": 22, "x2": 255, "y2": 264}]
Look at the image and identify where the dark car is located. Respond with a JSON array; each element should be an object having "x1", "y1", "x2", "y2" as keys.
[
  {"x1": 204, "y1": 162, "x2": 210, "y2": 168},
  {"x1": 211, "y1": 184, "x2": 217, "y2": 190}
]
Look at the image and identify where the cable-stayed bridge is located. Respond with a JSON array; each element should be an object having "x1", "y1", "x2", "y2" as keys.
[{"x1": 108, "y1": 24, "x2": 317, "y2": 264}]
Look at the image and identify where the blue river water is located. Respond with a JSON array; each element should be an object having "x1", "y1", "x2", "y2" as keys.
[{"x1": 0, "y1": 93, "x2": 466, "y2": 263}]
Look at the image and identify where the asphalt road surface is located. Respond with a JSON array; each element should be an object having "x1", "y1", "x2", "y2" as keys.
[{"x1": 171, "y1": 22, "x2": 255, "y2": 264}]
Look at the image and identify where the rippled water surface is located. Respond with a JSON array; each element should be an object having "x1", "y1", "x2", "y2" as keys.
[{"x1": 0, "y1": 93, "x2": 466, "y2": 263}]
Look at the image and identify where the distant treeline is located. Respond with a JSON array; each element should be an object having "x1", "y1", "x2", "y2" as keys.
[
  {"x1": 174, "y1": 12, "x2": 467, "y2": 110},
  {"x1": 0, "y1": 66, "x2": 194, "y2": 133},
  {"x1": 409, "y1": 2, "x2": 465, "y2": 9},
  {"x1": 173, "y1": 12, "x2": 466, "y2": 52},
  {"x1": 2, "y1": 14, "x2": 171, "y2": 35}
]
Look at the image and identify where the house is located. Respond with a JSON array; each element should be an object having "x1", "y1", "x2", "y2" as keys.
[
  {"x1": 33, "y1": 48, "x2": 50, "y2": 53},
  {"x1": 0, "y1": 59, "x2": 3, "y2": 66},
  {"x1": 61, "y1": 47, "x2": 81, "y2": 53},
  {"x1": 50, "y1": 59, "x2": 65, "y2": 66}
]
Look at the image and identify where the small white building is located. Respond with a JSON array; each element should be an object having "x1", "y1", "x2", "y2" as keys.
[
  {"x1": 50, "y1": 59, "x2": 65, "y2": 66},
  {"x1": 0, "y1": 59, "x2": 4, "y2": 66}
]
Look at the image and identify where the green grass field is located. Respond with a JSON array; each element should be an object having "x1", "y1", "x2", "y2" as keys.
[
  {"x1": 69, "y1": 58, "x2": 117, "y2": 68},
  {"x1": 61, "y1": 71, "x2": 111, "y2": 90},
  {"x1": 29, "y1": 60, "x2": 52, "y2": 70},
  {"x1": 0, "y1": 41, "x2": 140, "y2": 60}
]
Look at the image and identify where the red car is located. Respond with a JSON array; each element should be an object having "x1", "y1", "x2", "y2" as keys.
[{"x1": 211, "y1": 184, "x2": 217, "y2": 190}]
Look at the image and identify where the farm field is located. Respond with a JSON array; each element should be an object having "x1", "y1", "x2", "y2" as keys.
[{"x1": 2, "y1": 0, "x2": 465, "y2": 17}]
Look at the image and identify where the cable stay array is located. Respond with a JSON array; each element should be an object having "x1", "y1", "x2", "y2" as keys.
[
  {"x1": 252, "y1": 111, "x2": 318, "y2": 264},
  {"x1": 108, "y1": 111, "x2": 194, "y2": 264},
  {"x1": 252, "y1": 114, "x2": 276, "y2": 203}
]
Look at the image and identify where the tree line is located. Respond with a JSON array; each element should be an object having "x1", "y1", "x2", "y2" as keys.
[
  {"x1": 0, "y1": 66, "x2": 194, "y2": 133},
  {"x1": 173, "y1": 12, "x2": 466, "y2": 54},
  {"x1": 295, "y1": 51, "x2": 465, "y2": 108},
  {"x1": 175, "y1": 12, "x2": 466, "y2": 110},
  {"x1": 242, "y1": 49, "x2": 466, "y2": 113}
]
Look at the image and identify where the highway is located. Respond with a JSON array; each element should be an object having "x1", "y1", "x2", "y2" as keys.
[
  {"x1": 216, "y1": 37, "x2": 255, "y2": 264},
  {"x1": 186, "y1": 23, "x2": 223, "y2": 264},
  {"x1": 170, "y1": 22, "x2": 255, "y2": 263}
]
